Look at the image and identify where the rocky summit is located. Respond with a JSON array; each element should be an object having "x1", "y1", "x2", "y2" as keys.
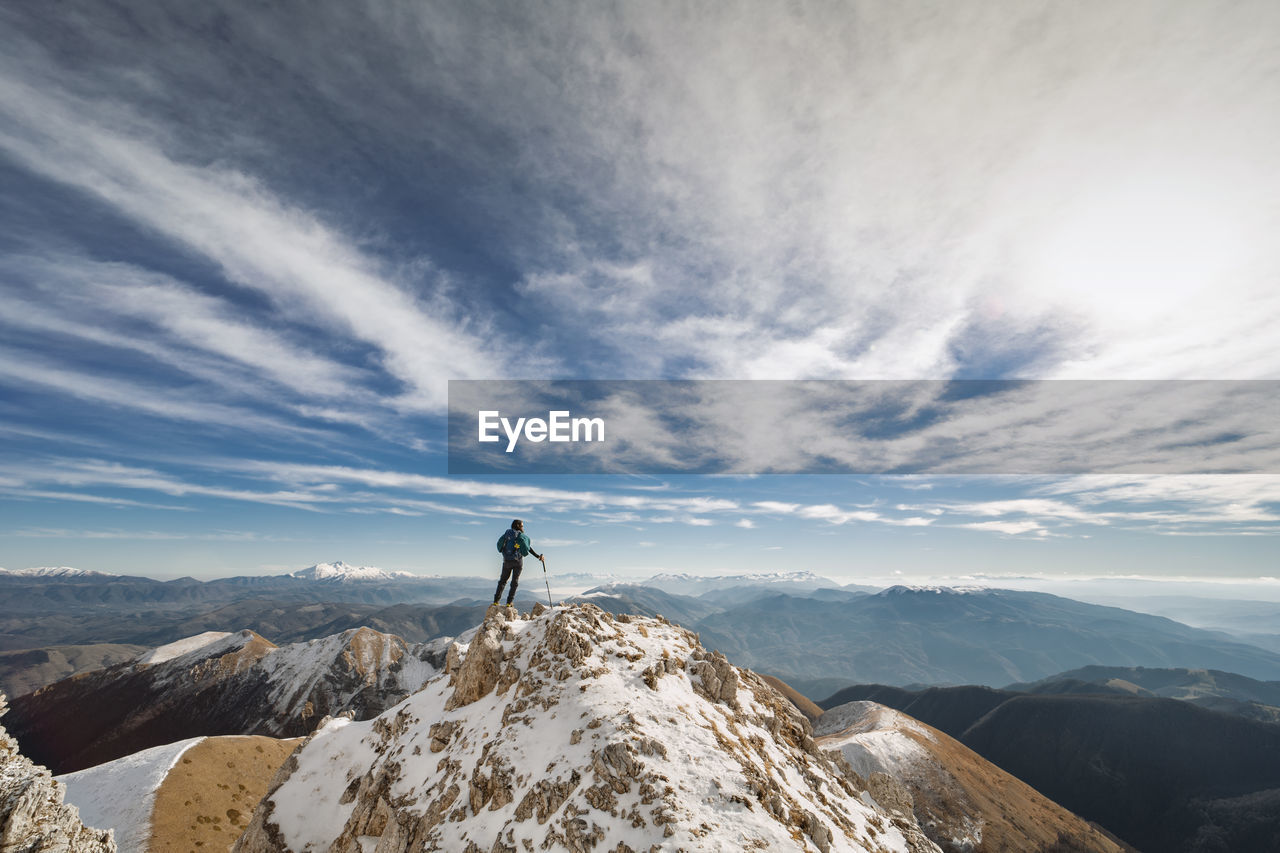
[
  {"x1": 0, "y1": 691, "x2": 115, "y2": 853},
  {"x1": 233, "y1": 603, "x2": 940, "y2": 852}
]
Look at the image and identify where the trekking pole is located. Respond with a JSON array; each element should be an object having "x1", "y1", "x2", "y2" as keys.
[{"x1": 540, "y1": 555, "x2": 554, "y2": 608}]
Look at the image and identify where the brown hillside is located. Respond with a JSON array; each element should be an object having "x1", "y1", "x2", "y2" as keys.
[{"x1": 149, "y1": 735, "x2": 300, "y2": 852}]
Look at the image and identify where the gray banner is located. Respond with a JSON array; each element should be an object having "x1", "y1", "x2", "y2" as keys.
[{"x1": 447, "y1": 380, "x2": 1280, "y2": 474}]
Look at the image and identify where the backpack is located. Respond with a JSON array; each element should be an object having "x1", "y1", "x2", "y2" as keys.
[{"x1": 498, "y1": 529, "x2": 522, "y2": 561}]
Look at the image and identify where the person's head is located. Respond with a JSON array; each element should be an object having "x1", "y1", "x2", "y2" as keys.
[{"x1": 511, "y1": 519, "x2": 523, "y2": 531}]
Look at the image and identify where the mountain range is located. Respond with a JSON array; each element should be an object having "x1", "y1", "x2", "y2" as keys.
[
  {"x1": 583, "y1": 583, "x2": 1280, "y2": 691},
  {"x1": 6, "y1": 591, "x2": 1275, "y2": 851},
  {"x1": 1008, "y1": 665, "x2": 1280, "y2": 723},
  {"x1": 6, "y1": 568, "x2": 1280, "y2": 706}
]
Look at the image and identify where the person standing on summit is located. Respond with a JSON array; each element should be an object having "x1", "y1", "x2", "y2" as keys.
[{"x1": 493, "y1": 519, "x2": 543, "y2": 607}]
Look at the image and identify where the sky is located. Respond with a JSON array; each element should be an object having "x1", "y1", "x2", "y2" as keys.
[{"x1": 1, "y1": 1, "x2": 1278, "y2": 582}]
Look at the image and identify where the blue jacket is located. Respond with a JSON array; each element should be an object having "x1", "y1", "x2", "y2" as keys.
[{"x1": 497, "y1": 528, "x2": 541, "y2": 562}]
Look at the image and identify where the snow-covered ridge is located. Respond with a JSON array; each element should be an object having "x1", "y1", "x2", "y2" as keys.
[
  {"x1": 136, "y1": 631, "x2": 237, "y2": 665},
  {"x1": 233, "y1": 603, "x2": 939, "y2": 853},
  {"x1": 288, "y1": 561, "x2": 416, "y2": 582},
  {"x1": 0, "y1": 566, "x2": 116, "y2": 578}
]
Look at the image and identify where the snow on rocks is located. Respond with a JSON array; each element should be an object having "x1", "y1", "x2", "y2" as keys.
[
  {"x1": 259, "y1": 627, "x2": 450, "y2": 726},
  {"x1": 0, "y1": 691, "x2": 116, "y2": 852},
  {"x1": 233, "y1": 603, "x2": 940, "y2": 853},
  {"x1": 56, "y1": 737, "x2": 203, "y2": 852}
]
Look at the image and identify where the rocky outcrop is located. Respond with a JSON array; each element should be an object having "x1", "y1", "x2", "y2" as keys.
[
  {"x1": 0, "y1": 692, "x2": 115, "y2": 852},
  {"x1": 6, "y1": 627, "x2": 450, "y2": 774},
  {"x1": 444, "y1": 607, "x2": 508, "y2": 710},
  {"x1": 233, "y1": 604, "x2": 942, "y2": 852}
]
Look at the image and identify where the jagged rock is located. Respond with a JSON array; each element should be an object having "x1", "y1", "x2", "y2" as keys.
[
  {"x1": 445, "y1": 623, "x2": 505, "y2": 710},
  {"x1": 428, "y1": 720, "x2": 459, "y2": 753},
  {"x1": 231, "y1": 605, "x2": 942, "y2": 852},
  {"x1": 0, "y1": 692, "x2": 116, "y2": 853},
  {"x1": 591, "y1": 743, "x2": 639, "y2": 794}
]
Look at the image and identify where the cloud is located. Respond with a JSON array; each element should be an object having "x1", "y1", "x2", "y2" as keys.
[
  {"x1": 2, "y1": 459, "x2": 337, "y2": 511},
  {"x1": 0, "y1": 68, "x2": 498, "y2": 410},
  {"x1": 6, "y1": 527, "x2": 283, "y2": 541},
  {"x1": 961, "y1": 520, "x2": 1047, "y2": 536},
  {"x1": 0, "y1": 349, "x2": 331, "y2": 439},
  {"x1": 482, "y1": 1, "x2": 1280, "y2": 381}
]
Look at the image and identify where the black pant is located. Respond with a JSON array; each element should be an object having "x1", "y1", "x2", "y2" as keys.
[{"x1": 494, "y1": 559, "x2": 522, "y2": 604}]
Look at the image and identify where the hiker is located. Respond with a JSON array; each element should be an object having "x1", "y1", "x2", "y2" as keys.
[{"x1": 494, "y1": 518, "x2": 543, "y2": 607}]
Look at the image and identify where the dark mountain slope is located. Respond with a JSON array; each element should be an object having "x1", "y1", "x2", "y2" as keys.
[
  {"x1": 0, "y1": 643, "x2": 146, "y2": 698},
  {"x1": 963, "y1": 693, "x2": 1280, "y2": 852},
  {"x1": 1010, "y1": 665, "x2": 1280, "y2": 723},
  {"x1": 819, "y1": 684, "x2": 1013, "y2": 734},
  {"x1": 822, "y1": 684, "x2": 1280, "y2": 852}
]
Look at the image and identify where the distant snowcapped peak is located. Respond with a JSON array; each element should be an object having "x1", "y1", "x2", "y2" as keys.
[
  {"x1": 289, "y1": 561, "x2": 415, "y2": 582},
  {"x1": 881, "y1": 584, "x2": 987, "y2": 596},
  {"x1": 0, "y1": 566, "x2": 116, "y2": 578}
]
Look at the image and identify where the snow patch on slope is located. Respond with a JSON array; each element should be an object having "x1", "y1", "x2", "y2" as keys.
[
  {"x1": 58, "y1": 737, "x2": 204, "y2": 853},
  {"x1": 135, "y1": 632, "x2": 233, "y2": 665}
]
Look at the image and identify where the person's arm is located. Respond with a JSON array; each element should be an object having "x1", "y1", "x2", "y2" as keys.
[{"x1": 521, "y1": 532, "x2": 543, "y2": 560}]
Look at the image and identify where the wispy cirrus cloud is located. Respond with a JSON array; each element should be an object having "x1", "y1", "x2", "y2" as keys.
[
  {"x1": 0, "y1": 67, "x2": 498, "y2": 410},
  {"x1": 0, "y1": 350, "x2": 332, "y2": 439},
  {"x1": 4, "y1": 452, "x2": 1279, "y2": 541}
]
